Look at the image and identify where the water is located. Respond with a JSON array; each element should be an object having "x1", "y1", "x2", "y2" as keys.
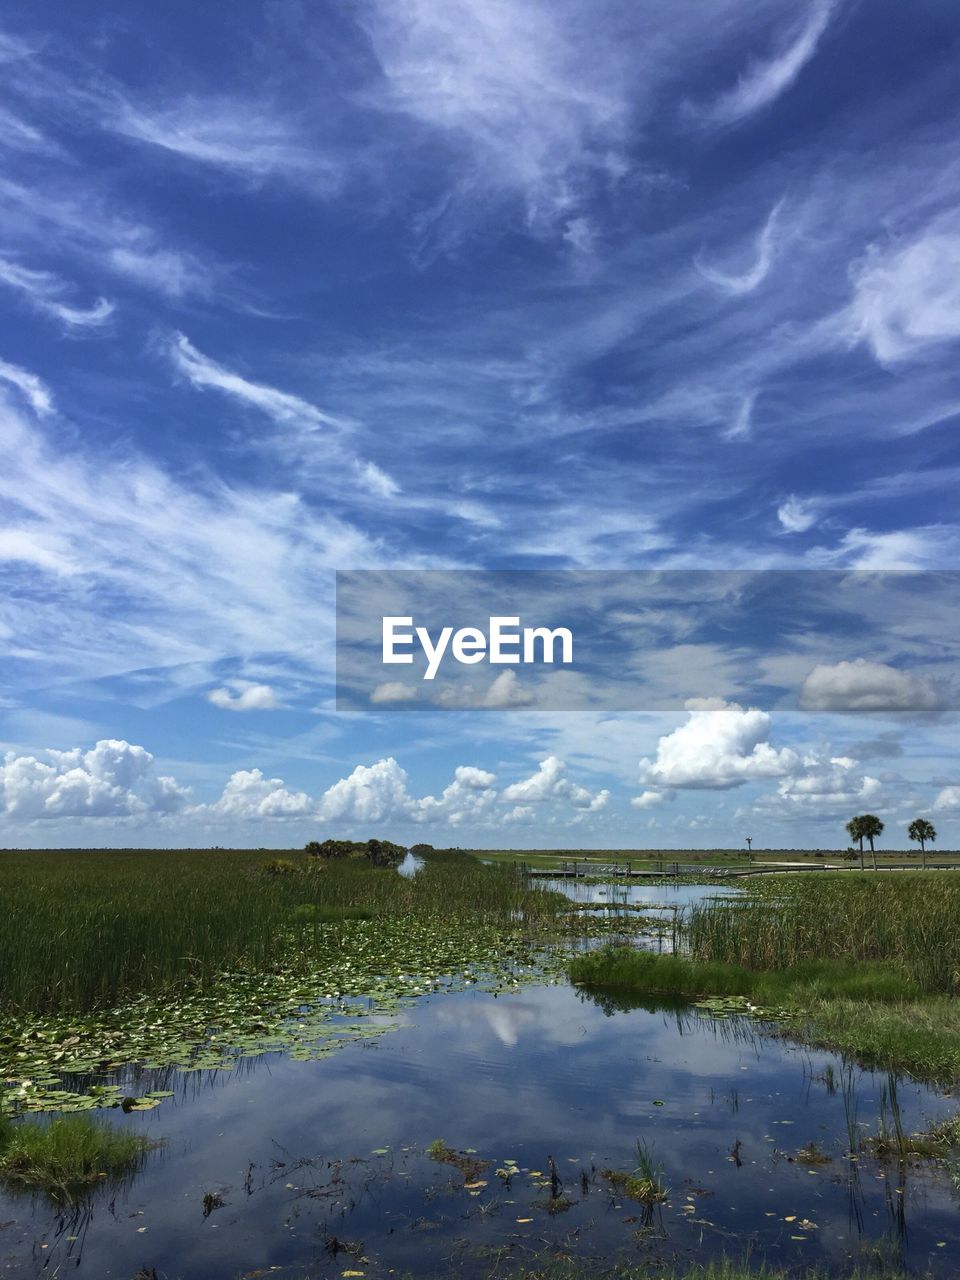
[
  {"x1": 540, "y1": 877, "x2": 744, "y2": 910},
  {"x1": 1, "y1": 978, "x2": 958, "y2": 1278}
]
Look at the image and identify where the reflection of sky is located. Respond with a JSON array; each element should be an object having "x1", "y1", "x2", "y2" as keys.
[
  {"x1": 542, "y1": 878, "x2": 744, "y2": 908},
  {"x1": 3, "y1": 983, "x2": 958, "y2": 1279}
]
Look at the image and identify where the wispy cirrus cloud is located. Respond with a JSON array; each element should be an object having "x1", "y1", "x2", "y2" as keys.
[
  {"x1": 168, "y1": 332, "x2": 349, "y2": 431},
  {"x1": 844, "y1": 224, "x2": 960, "y2": 365},
  {"x1": 0, "y1": 176, "x2": 220, "y2": 302},
  {"x1": 690, "y1": 0, "x2": 837, "y2": 126},
  {"x1": 696, "y1": 199, "x2": 785, "y2": 296},
  {"x1": 110, "y1": 97, "x2": 346, "y2": 195},
  {"x1": 0, "y1": 357, "x2": 54, "y2": 415},
  {"x1": 0, "y1": 257, "x2": 114, "y2": 329},
  {"x1": 361, "y1": 0, "x2": 635, "y2": 247},
  {"x1": 0, "y1": 386, "x2": 380, "y2": 694}
]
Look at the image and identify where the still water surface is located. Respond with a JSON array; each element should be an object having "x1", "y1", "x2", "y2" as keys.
[{"x1": 2, "y1": 974, "x2": 958, "y2": 1278}]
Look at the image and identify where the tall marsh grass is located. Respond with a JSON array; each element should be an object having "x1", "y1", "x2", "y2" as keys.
[
  {"x1": 685, "y1": 874, "x2": 960, "y2": 993},
  {"x1": 0, "y1": 848, "x2": 564, "y2": 1014}
]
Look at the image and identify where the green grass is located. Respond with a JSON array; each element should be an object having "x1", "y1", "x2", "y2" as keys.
[
  {"x1": 571, "y1": 873, "x2": 960, "y2": 1079},
  {"x1": 0, "y1": 847, "x2": 566, "y2": 1014},
  {"x1": 569, "y1": 948, "x2": 922, "y2": 1004},
  {"x1": 0, "y1": 1113, "x2": 153, "y2": 1201},
  {"x1": 685, "y1": 873, "x2": 960, "y2": 993}
]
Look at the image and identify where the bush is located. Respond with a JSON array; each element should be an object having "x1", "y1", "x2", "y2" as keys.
[
  {"x1": 365, "y1": 838, "x2": 406, "y2": 868},
  {"x1": 264, "y1": 858, "x2": 299, "y2": 877},
  {"x1": 305, "y1": 839, "x2": 362, "y2": 859},
  {"x1": 304, "y1": 838, "x2": 406, "y2": 867}
]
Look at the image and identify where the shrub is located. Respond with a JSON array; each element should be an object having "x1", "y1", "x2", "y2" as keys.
[{"x1": 264, "y1": 858, "x2": 299, "y2": 877}]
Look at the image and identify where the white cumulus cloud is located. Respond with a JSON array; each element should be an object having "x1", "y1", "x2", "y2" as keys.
[
  {"x1": 638, "y1": 699, "x2": 799, "y2": 790},
  {"x1": 501, "y1": 755, "x2": 608, "y2": 810},
  {"x1": 0, "y1": 739, "x2": 189, "y2": 820}
]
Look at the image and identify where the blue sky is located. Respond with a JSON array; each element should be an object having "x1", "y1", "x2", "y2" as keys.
[{"x1": 1, "y1": 0, "x2": 960, "y2": 848}]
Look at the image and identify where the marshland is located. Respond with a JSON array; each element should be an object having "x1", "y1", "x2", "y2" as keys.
[{"x1": 2, "y1": 845, "x2": 960, "y2": 1279}]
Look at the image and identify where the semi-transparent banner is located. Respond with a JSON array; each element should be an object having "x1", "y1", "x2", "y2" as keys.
[{"x1": 335, "y1": 570, "x2": 959, "y2": 712}]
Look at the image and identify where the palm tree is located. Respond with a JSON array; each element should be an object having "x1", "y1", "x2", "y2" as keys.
[
  {"x1": 846, "y1": 816, "x2": 865, "y2": 871},
  {"x1": 860, "y1": 814, "x2": 884, "y2": 870},
  {"x1": 907, "y1": 818, "x2": 937, "y2": 870}
]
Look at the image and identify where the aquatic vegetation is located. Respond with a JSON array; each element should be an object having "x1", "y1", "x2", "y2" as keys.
[
  {"x1": 572, "y1": 875, "x2": 960, "y2": 1082},
  {"x1": 0, "y1": 848, "x2": 568, "y2": 1014},
  {"x1": 687, "y1": 873, "x2": 960, "y2": 993},
  {"x1": 569, "y1": 948, "x2": 917, "y2": 1006},
  {"x1": 602, "y1": 1139, "x2": 667, "y2": 1205},
  {"x1": 426, "y1": 1138, "x2": 489, "y2": 1183},
  {"x1": 571, "y1": 946, "x2": 960, "y2": 1078},
  {"x1": 1, "y1": 910, "x2": 573, "y2": 1114},
  {"x1": 486, "y1": 1261, "x2": 915, "y2": 1280},
  {"x1": 0, "y1": 1112, "x2": 153, "y2": 1202}
]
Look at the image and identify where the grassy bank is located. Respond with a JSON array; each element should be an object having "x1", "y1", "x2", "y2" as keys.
[
  {"x1": 0, "y1": 1113, "x2": 152, "y2": 1201},
  {"x1": 685, "y1": 873, "x2": 960, "y2": 993},
  {"x1": 571, "y1": 873, "x2": 960, "y2": 1080}
]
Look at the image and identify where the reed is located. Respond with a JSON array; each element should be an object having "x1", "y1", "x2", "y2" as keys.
[
  {"x1": 685, "y1": 873, "x2": 960, "y2": 993},
  {"x1": 0, "y1": 848, "x2": 565, "y2": 1014},
  {"x1": 0, "y1": 1113, "x2": 152, "y2": 1201}
]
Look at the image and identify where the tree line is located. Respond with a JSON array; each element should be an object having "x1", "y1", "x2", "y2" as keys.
[{"x1": 845, "y1": 814, "x2": 937, "y2": 870}]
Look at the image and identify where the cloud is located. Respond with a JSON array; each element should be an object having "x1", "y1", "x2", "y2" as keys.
[
  {"x1": 638, "y1": 699, "x2": 799, "y2": 790},
  {"x1": 501, "y1": 754, "x2": 608, "y2": 809},
  {"x1": 692, "y1": 1, "x2": 835, "y2": 126},
  {"x1": 370, "y1": 681, "x2": 419, "y2": 704},
  {"x1": 112, "y1": 98, "x2": 340, "y2": 189},
  {"x1": 0, "y1": 105, "x2": 58, "y2": 155},
  {"x1": 0, "y1": 739, "x2": 189, "y2": 820},
  {"x1": 765, "y1": 756, "x2": 881, "y2": 814},
  {"x1": 0, "y1": 395, "x2": 378, "y2": 690},
  {"x1": 363, "y1": 0, "x2": 632, "y2": 243},
  {"x1": 207, "y1": 683, "x2": 279, "y2": 712},
  {"x1": 0, "y1": 257, "x2": 114, "y2": 330},
  {"x1": 0, "y1": 177, "x2": 219, "y2": 302},
  {"x1": 108, "y1": 247, "x2": 213, "y2": 299},
  {"x1": 355, "y1": 461, "x2": 401, "y2": 498},
  {"x1": 935, "y1": 786, "x2": 960, "y2": 813},
  {"x1": 777, "y1": 495, "x2": 816, "y2": 533},
  {"x1": 696, "y1": 199, "x2": 784, "y2": 295},
  {"x1": 0, "y1": 357, "x2": 54, "y2": 415},
  {"x1": 414, "y1": 764, "x2": 498, "y2": 825},
  {"x1": 814, "y1": 526, "x2": 960, "y2": 571},
  {"x1": 845, "y1": 227, "x2": 960, "y2": 365},
  {"x1": 631, "y1": 789, "x2": 667, "y2": 809},
  {"x1": 206, "y1": 768, "x2": 311, "y2": 818},
  {"x1": 317, "y1": 757, "x2": 414, "y2": 823},
  {"x1": 0, "y1": 529, "x2": 77, "y2": 575},
  {"x1": 433, "y1": 670, "x2": 535, "y2": 709},
  {"x1": 799, "y1": 659, "x2": 944, "y2": 715},
  {"x1": 168, "y1": 332, "x2": 347, "y2": 431}
]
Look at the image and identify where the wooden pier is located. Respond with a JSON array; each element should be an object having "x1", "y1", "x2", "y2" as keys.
[{"x1": 521, "y1": 860, "x2": 953, "y2": 881}]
